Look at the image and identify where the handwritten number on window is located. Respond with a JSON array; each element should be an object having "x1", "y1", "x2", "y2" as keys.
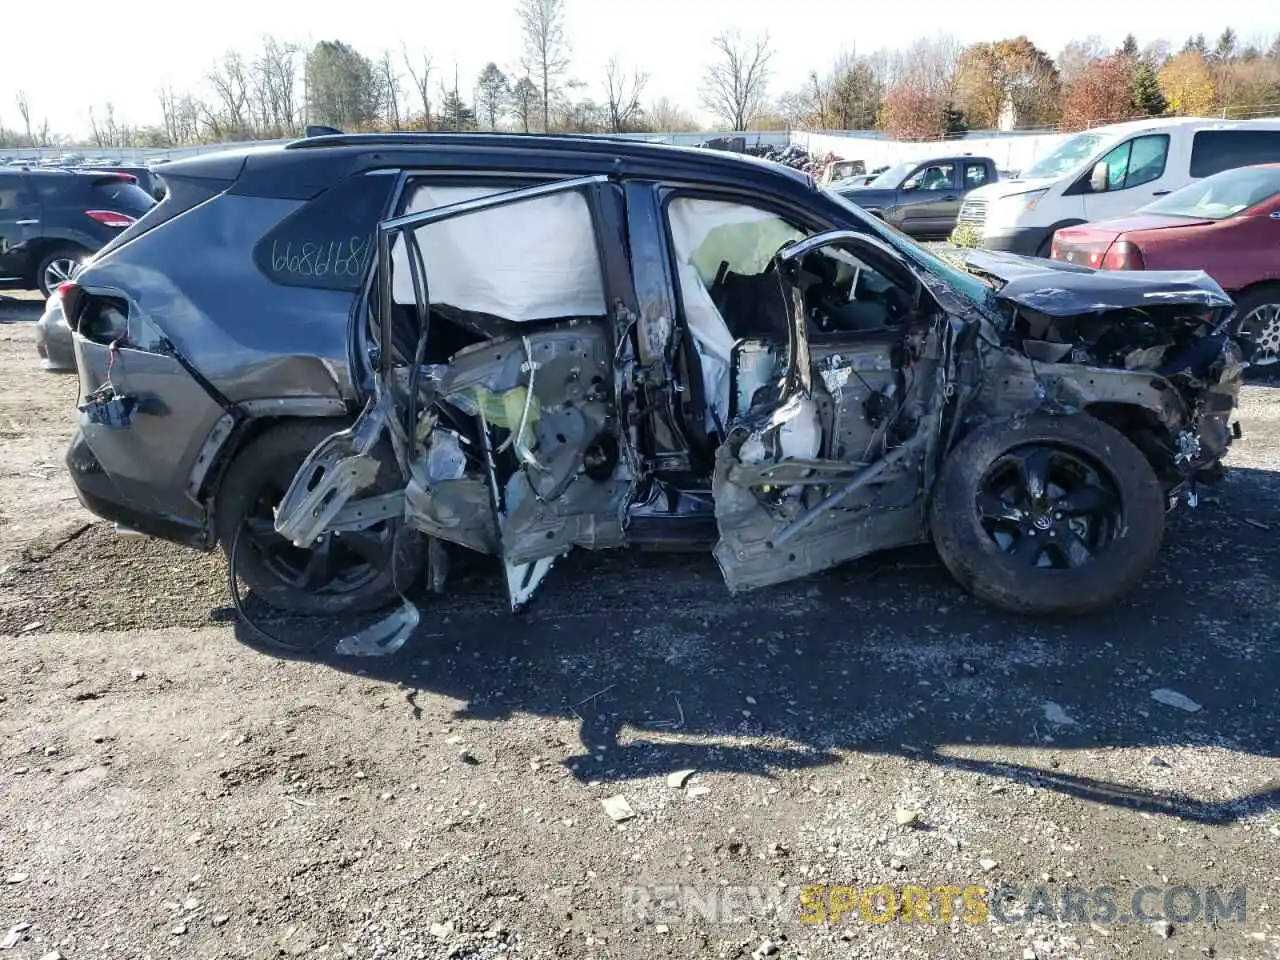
[{"x1": 271, "y1": 236, "x2": 371, "y2": 280}]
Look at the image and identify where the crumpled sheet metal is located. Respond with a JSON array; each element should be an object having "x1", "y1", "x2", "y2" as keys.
[{"x1": 963, "y1": 249, "x2": 1234, "y2": 317}]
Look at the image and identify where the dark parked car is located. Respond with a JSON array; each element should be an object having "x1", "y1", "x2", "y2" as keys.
[
  {"x1": 81, "y1": 165, "x2": 167, "y2": 202},
  {"x1": 34, "y1": 290, "x2": 74, "y2": 372},
  {"x1": 1051, "y1": 163, "x2": 1280, "y2": 365},
  {"x1": 62, "y1": 133, "x2": 1243, "y2": 625},
  {"x1": 0, "y1": 167, "x2": 155, "y2": 296},
  {"x1": 834, "y1": 156, "x2": 999, "y2": 238}
]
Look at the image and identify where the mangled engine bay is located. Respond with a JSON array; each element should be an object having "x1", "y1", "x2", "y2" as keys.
[{"x1": 961, "y1": 253, "x2": 1244, "y2": 485}]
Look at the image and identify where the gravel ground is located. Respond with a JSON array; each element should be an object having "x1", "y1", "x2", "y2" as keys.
[{"x1": 1, "y1": 290, "x2": 1279, "y2": 960}]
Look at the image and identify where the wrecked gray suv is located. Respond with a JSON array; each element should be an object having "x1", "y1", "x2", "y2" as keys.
[{"x1": 63, "y1": 134, "x2": 1243, "y2": 622}]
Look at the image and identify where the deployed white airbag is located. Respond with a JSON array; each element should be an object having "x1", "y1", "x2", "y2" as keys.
[
  {"x1": 666, "y1": 198, "x2": 806, "y2": 431},
  {"x1": 391, "y1": 184, "x2": 607, "y2": 322}
]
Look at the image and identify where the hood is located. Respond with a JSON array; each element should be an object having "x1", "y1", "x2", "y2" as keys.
[
  {"x1": 962, "y1": 249, "x2": 1233, "y2": 318},
  {"x1": 965, "y1": 177, "x2": 1058, "y2": 203}
]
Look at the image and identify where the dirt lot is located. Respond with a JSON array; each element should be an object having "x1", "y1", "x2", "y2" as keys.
[{"x1": 1, "y1": 289, "x2": 1278, "y2": 960}]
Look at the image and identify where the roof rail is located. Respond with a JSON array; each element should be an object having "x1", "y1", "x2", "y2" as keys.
[{"x1": 305, "y1": 124, "x2": 344, "y2": 138}]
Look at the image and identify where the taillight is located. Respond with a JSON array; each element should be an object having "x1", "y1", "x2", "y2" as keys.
[
  {"x1": 1101, "y1": 241, "x2": 1145, "y2": 270},
  {"x1": 85, "y1": 209, "x2": 135, "y2": 228},
  {"x1": 58, "y1": 281, "x2": 84, "y2": 329},
  {"x1": 1051, "y1": 236, "x2": 1110, "y2": 268}
]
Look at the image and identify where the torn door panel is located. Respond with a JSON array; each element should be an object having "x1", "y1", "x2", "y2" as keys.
[
  {"x1": 710, "y1": 232, "x2": 952, "y2": 594},
  {"x1": 406, "y1": 324, "x2": 630, "y2": 568}
]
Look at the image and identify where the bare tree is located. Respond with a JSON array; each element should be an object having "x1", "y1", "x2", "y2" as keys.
[
  {"x1": 603, "y1": 58, "x2": 648, "y2": 132},
  {"x1": 1057, "y1": 36, "x2": 1107, "y2": 87},
  {"x1": 648, "y1": 97, "x2": 697, "y2": 132},
  {"x1": 700, "y1": 30, "x2": 774, "y2": 130},
  {"x1": 157, "y1": 87, "x2": 179, "y2": 144},
  {"x1": 511, "y1": 76, "x2": 538, "y2": 132},
  {"x1": 402, "y1": 44, "x2": 434, "y2": 129},
  {"x1": 15, "y1": 91, "x2": 32, "y2": 144},
  {"x1": 253, "y1": 37, "x2": 301, "y2": 137},
  {"x1": 208, "y1": 52, "x2": 253, "y2": 138},
  {"x1": 517, "y1": 0, "x2": 570, "y2": 132},
  {"x1": 476, "y1": 63, "x2": 510, "y2": 130},
  {"x1": 379, "y1": 52, "x2": 403, "y2": 129}
]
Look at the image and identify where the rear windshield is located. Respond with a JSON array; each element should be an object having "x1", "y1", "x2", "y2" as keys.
[
  {"x1": 1143, "y1": 165, "x2": 1280, "y2": 220},
  {"x1": 90, "y1": 178, "x2": 156, "y2": 214}
]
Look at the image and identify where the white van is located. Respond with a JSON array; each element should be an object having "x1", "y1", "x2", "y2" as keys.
[{"x1": 957, "y1": 117, "x2": 1280, "y2": 257}]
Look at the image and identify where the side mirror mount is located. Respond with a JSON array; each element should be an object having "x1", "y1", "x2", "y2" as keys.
[
  {"x1": 902, "y1": 178, "x2": 919, "y2": 191},
  {"x1": 1089, "y1": 161, "x2": 1109, "y2": 193}
]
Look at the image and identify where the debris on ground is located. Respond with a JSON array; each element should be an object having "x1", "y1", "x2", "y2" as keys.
[
  {"x1": 1042, "y1": 702, "x2": 1076, "y2": 726},
  {"x1": 666, "y1": 769, "x2": 696, "y2": 789},
  {"x1": 1, "y1": 923, "x2": 31, "y2": 949},
  {"x1": 601, "y1": 795, "x2": 636, "y2": 822},
  {"x1": 1150, "y1": 688, "x2": 1203, "y2": 712},
  {"x1": 894, "y1": 807, "x2": 922, "y2": 827}
]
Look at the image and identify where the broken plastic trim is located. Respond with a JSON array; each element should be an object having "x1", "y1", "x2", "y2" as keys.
[{"x1": 273, "y1": 392, "x2": 393, "y2": 547}]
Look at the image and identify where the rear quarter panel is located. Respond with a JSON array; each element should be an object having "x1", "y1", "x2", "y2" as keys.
[
  {"x1": 75, "y1": 192, "x2": 357, "y2": 403},
  {"x1": 1136, "y1": 216, "x2": 1280, "y2": 292}
]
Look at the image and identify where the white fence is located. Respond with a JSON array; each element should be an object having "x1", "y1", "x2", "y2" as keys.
[{"x1": 792, "y1": 130, "x2": 1071, "y2": 174}]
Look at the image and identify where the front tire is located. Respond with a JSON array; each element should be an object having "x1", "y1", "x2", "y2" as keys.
[
  {"x1": 929, "y1": 413, "x2": 1166, "y2": 616},
  {"x1": 214, "y1": 420, "x2": 424, "y2": 616}
]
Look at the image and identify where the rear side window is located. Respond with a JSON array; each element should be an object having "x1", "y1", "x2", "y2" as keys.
[
  {"x1": 1190, "y1": 130, "x2": 1280, "y2": 177},
  {"x1": 963, "y1": 163, "x2": 990, "y2": 188},
  {"x1": 254, "y1": 174, "x2": 394, "y2": 291},
  {"x1": 90, "y1": 179, "x2": 156, "y2": 214},
  {"x1": 0, "y1": 173, "x2": 28, "y2": 209}
]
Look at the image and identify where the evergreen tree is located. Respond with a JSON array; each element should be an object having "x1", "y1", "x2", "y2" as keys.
[
  {"x1": 439, "y1": 90, "x2": 476, "y2": 131},
  {"x1": 1131, "y1": 61, "x2": 1167, "y2": 116},
  {"x1": 1213, "y1": 28, "x2": 1238, "y2": 62}
]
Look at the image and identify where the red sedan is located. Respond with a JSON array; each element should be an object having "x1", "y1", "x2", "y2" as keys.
[{"x1": 1051, "y1": 163, "x2": 1280, "y2": 364}]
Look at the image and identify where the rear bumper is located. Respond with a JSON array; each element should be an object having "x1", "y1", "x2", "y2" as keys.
[
  {"x1": 34, "y1": 310, "x2": 76, "y2": 373},
  {"x1": 980, "y1": 227, "x2": 1051, "y2": 257},
  {"x1": 65, "y1": 429, "x2": 209, "y2": 549}
]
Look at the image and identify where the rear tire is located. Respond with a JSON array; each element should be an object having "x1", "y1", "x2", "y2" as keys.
[
  {"x1": 1234, "y1": 284, "x2": 1280, "y2": 368},
  {"x1": 214, "y1": 420, "x2": 424, "y2": 616},
  {"x1": 929, "y1": 413, "x2": 1166, "y2": 616},
  {"x1": 35, "y1": 246, "x2": 85, "y2": 298}
]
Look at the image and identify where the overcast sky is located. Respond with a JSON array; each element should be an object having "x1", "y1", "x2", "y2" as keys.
[{"x1": 2, "y1": 0, "x2": 1276, "y2": 138}]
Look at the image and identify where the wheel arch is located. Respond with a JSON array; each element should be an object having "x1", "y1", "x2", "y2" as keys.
[
  {"x1": 24, "y1": 239, "x2": 93, "y2": 285},
  {"x1": 1231, "y1": 278, "x2": 1280, "y2": 303},
  {"x1": 1082, "y1": 401, "x2": 1180, "y2": 483},
  {"x1": 191, "y1": 405, "x2": 356, "y2": 523}
]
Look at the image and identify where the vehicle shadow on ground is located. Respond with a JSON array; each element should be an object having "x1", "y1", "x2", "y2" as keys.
[
  {"x1": 0, "y1": 295, "x2": 42, "y2": 323},
  {"x1": 231, "y1": 462, "x2": 1280, "y2": 826}
]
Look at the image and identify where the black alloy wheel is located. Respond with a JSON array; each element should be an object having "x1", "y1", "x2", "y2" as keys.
[{"x1": 975, "y1": 444, "x2": 1121, "y2": 570}]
